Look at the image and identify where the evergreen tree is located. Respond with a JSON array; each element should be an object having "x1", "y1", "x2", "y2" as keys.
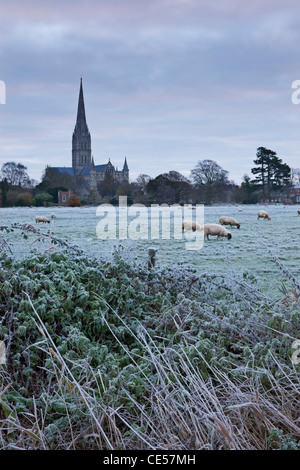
[
  {"x1": 0, "y1": 179, "x2": 8, "y2": 206},
  {"x1": 273, "y1": 162, "x2": 291, "y2": 190},
  {"x1": 251, "y1": 147, "x2": 291, "y2": 201}
]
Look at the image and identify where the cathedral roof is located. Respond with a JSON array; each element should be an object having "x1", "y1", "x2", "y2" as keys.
[
  {"x1": 79, "y1": 164, "x2": 109, "y2": 175},
  {"x1": 95, "y1": 164, "x2": 108, "y2": 172},
  {"x1": 55, "y1": 167, "x2": 75, "y2": 176}
]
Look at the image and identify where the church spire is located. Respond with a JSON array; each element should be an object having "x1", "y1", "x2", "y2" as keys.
[
  {"x1": 122, "y1": 157, "x2": 129, "y2": 181},
  {"x1": 72, "y1": 78, "x2": 92, "y2": 174},
  {"x1": 123, "y1": 157, "x2": 128, "y2": 171},
  {"x1": 76, "y1": 77, "x2": 87, "y2": 126}
]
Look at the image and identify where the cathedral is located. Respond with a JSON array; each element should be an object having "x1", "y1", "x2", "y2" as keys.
[{"x1": 48, "y1": 78, "x2": 129, "y2": 194}]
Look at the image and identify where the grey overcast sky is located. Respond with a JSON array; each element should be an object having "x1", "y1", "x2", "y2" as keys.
[{"x1": 1, "y1": 0, "x2": 300, "y2": 184}]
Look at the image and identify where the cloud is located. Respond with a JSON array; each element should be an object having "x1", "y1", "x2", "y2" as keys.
[{"x1": 1, "y1": 0, "x2": 300, "y2": 183}]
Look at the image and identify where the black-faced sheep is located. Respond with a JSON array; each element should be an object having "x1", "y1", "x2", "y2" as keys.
[
  {"x1": 297, "y1": 209, "x2": 300, "y2": 216},
  {"x1": 35, "y1": 216, "x2": 50, "y2": 224},
  {"x1": 257, "y1": 210, "x2": 271, "y2": 221},
  {"x1": 204, "y1": 223, "x2": 232, "y2": 240},
  {"x1": 219, "y1": 216, "x2": 240, "y2": 229}
]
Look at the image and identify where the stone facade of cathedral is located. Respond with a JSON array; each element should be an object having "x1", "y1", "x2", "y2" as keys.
[{"x1": 47, "y1": 78, "x2": 129, "y2": 194}]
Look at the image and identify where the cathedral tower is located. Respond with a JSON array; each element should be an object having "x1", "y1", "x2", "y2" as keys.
[{"x1": 72, "y1": 78, "x2": 91, "y2": 174}]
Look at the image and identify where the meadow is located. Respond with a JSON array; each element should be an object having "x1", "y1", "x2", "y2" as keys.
[
  {"x1": 0, "y1": 203, "x2": 299, "y2": 450},
  {"x1": 1, "y1": 203, "x2": 300, "y2": 296}
]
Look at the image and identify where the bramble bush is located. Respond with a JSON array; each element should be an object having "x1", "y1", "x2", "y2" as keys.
[{"x1": 0, "y1": 230, "x2": 299, "y2": 450}]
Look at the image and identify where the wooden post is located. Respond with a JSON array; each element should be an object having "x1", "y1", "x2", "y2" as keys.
[{"x1": 148, "y1": 248, "x2": 157, "y2": 269}]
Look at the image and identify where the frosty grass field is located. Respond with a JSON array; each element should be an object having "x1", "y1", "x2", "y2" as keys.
[{"x1": 1, "y1": 203, "x2": 299, "y2": 297}]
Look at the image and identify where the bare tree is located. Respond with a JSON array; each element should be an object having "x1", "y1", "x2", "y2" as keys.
[
  {"x1": 191, "y1": 160, "x2": 229, "y2": 187},
  {"x1": 1, "y1": 162, "x2": 33, "y2": 188},
  {"x1": 135, "y1": 174, "x2": 151, "y2": 192},
  {"x1": 191, "y1": 160, "x2": 230, "y2": 204},
  {"x1": 290, "y1": 168, "x2": 300, "y2": 186}
]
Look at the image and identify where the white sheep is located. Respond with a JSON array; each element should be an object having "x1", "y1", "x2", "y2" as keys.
[
  {"x1": 297, "y1": 209, "x2": 300, "y2": 216},
  {"x1": 204, "y1": 223, "x2": 232, "y2": 240},
  {"x1": 182, "y1": 220, "x2": 203, "y2": 232},
  {"x1": 50, "y1": 213, "x2": 56, "y2": 219},
  {"x1": 219, "y1": 216, "x2": 240, "y2": 229},
  {"x1": 257, "y1": 210, "x2": 271, "y2": 221},
  {"x1": 35, "y1": 216, "x2": 50, "y2": 224}
]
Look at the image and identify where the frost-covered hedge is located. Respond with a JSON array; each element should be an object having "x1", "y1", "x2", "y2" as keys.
[{"x1": 0, "y1": 247, "x2": 299, "y2": 450}]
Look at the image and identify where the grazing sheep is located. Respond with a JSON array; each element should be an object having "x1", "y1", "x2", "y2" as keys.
[
  {"x1": 35, "y1": 216, "x2": 50, "y2": 224},
  {"x1": 219, "y1": 216, "x2": 240, "y2": 229},
  {"x1": 297, "y1": 209, "x2": 300, "y2": 216},
  {"x1": 204, "y1": 223, "x2": 232, "y2": 240},
  {"x1": 257, "y1": 210, "x2": 271, "y2": 221},
  {"x1": 50, "y1": 213, "x2": 56, "y2": 219},
  {"x1": 182, "y1": 220, "x2": 203, "y2": 231}
]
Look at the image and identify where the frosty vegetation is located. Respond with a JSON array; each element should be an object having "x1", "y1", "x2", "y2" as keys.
[{"x1": 0, "y1": 209, "x2": 299, "y2": 450}]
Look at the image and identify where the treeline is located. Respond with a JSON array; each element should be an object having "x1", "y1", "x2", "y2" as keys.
[
  {"x1": 141, "y1": 148, "x2": 294, "y2": 205},
  {"x1": 0, "y1": 147, "x2": 299, "y2": 207}
]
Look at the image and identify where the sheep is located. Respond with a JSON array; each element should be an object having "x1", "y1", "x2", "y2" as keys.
[
  {"x1": 297, "y1": 209, "x2": 300, "y2": 216},
  {"x1": 204, "y1": 223, "x2": 232, "y2": 240},
  {"x1": 35, "y1": 216, "x2": 50, "y2": 224},
  {"x1": 182, "y1": 220, "x2": 203, "y2": 232},
  {"x1": 219, "y1": 216, "x2": 240, "y2": 229},
  {"x1": 50, "y1": 213, "x2": 56, "y2": 219},
  {"x1": 257, "y1": 210, "x2": 271, "y2": 221}
]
